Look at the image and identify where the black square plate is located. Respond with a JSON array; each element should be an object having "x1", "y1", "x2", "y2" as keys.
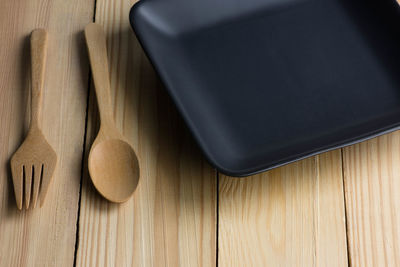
[{"x1": 130, "y1": 0, "x2": 400, "y2": 176}]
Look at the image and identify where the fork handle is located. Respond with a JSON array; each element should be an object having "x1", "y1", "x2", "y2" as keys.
[{"x1": 30, "y1": 29, "x2": 48, "y2": 130}]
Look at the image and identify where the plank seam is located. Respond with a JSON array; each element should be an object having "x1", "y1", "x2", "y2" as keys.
[
  {"x1": 72, "y1": 1, "x2": 97, "y2": 265},
  {"x1": 72, "y1": 72, "x2": 92, "y2": 267},
  {"x1": 216, "y1": 171, "x2": 219, "y2": 267},
  {"x1": 341, "y1": 148, "x2": 352, "y2": 267}
]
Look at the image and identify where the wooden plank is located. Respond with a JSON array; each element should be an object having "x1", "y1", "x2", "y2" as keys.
[
  {"x1": 0, "y1": 0, "x2": 93, "y2": 266},
  {"x1": 343, "y1": 132, "x2": 400, "y2": 266},
  {"x1": 219, "y1": 151, "x2": 348, "y2": 266},
  {"x1": 75, "y1": 0, "x2": 217, "y2": 266}
]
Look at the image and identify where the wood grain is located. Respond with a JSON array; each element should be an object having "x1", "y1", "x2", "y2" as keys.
[
  {"x1": 343, "y1": 132, "x2": 400, "y2": 266},
  {"x1": 219, "y1": 150, "x2": 348, "y2": 267},
  {"x1": 0, "y1": 0, "x2": 93, "y2": 266},
  {"x1": 75, "y1": 0, "x2": 217, "y2": 266},
  {"x1": 2, "y1": 1, "x2": 400, "y2": 266}
]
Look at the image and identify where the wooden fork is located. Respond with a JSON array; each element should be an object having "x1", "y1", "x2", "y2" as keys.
[{"x1": 10, "y1": 29, "x2": 57, "y2": 210}]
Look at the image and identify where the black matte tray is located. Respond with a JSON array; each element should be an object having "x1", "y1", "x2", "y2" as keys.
[{"x1": 130, "y1": 0, "x2": 400, "y2": 176}]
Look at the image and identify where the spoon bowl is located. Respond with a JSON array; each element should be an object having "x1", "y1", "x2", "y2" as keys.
[{"x1": 89, "y1": 139, "x2": 139, "y2": 202}]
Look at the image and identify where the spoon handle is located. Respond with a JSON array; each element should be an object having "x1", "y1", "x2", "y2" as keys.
[
  {"x1": 30, "y1": 29, "x2": 48, "y2": 130},
  {"x1": 84, "y1": 23, "x2": 114, "y2": 127}
]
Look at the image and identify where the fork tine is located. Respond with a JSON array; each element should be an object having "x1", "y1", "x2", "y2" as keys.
[
  {"x1": 32, "y1": 164, "x2": 42, "y2": 208},
  {"x1": 39, "y1": 164, "x2": 55, "y2": 207},
  {"x1": 24, "y1": 165, "x2": 33, "y2": 209},
  {"x1": 11, "y1": 164, "x2": 23, "y2": 210}
]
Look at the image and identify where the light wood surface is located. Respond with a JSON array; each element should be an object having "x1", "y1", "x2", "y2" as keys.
[
  {"x1": 343, "y1": 132, "x2": 400, "y2": 266},
  {"x1": 1, "y1": 0, "x2": 400, "y2": 266},
  {"x1": 0, "y1": 0, "x2": 93, "y2": 266},
  {"x1": 11, "y1": 29, "x2": 57, "y2": 210},
  {"x1": 85, "y1": 23, "x2": 140, "y2": 203},
  {"x1": 219, "y1": 151, "x2": 348, "y2": 267}
]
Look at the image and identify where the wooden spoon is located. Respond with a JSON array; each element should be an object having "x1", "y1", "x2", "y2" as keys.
[{"x1": 84, "y1": 23, "x2": 140, "y2": 203}]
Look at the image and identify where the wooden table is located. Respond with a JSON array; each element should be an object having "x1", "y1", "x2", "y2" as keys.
[{"x1": 1, "y1": 0, "x2": 399, "y2": 266}]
